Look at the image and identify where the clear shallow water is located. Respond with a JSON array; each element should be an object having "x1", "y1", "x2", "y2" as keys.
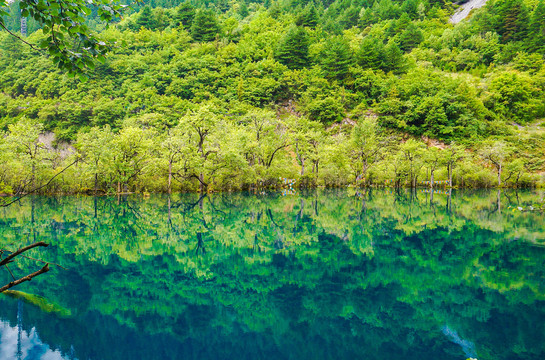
[{"x1": 0, "y1": 189, "x2": 544, "y2": 360}]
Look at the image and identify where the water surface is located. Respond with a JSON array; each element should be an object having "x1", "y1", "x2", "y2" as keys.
[{"x1": 0, "y1": 189, "x2": 544, "y2": 360}]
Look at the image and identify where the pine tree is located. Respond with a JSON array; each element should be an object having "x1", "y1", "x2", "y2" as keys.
[
  {"x1": 340, "y1": 5, "x2": 360, "y2": 29},
  {"x1": 191, "y1": 9, "x2": 220, "y2": 42},
  {"x1": 300, "y1": 3, "x2": 319, "y2": 28},
  {"x1": 357, "y1": 37, "x2": 383, "y2": 69},
  {"x1": 398, "y1": 23, "x2": 423, "y2": 52},
  {"x1": 239, "y1": 1, "x2": 250, "y2": 18},
  {"x1": 382, "y1": 41, "x2": 404, "y2": 73},
  {"x1": 134, "y1": 6, "x2": 156, "y2": 30},
  {"x1": 527, "y1": 0, "x2": 545, "y2": 53},
  {"x1": 276, "y1": 25, "x2": 310, "y2": 69},
  {"x1": 497, "y1": 0, "x2": 529, "y2": 42},
  {"x1": 321, "y1": 37, "x2": 353, "y2": 81},
  {"x1": 176, "y1": 3, "x2": 196, "y2": 28}
]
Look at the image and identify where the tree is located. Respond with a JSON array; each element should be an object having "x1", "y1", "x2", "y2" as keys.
[
  {"x1": 76, "y1": 126, "x2": 115, "y2": 194},
  {"x1": 191, "y1": 9, "x2": 220, "y2": 42},
  {"x1": 321, "y1": 36, "x2": 353, "y2": 81},
  {"x1": 6, "y1": 120, "x2": 48, "y2": 190},
  {"x1": 112, "y1": 126, "x2": 155, "y2": 193},
  {"x1": 299, "y1": 3, "x2": 319, "y2": 28},
  {"x1": 444, "y1": 143, "x2": 465, "y2": 187},
  {"x1": 134, "y1": 5, "x2": 156, "y2": 30},
  {"x1": 160, "y1": 127, "x2": 188, "y2": 194},
  {"x1": 276, "y1": 25, "x2": 310, "y2": 70},
  {"x1": 349, "y1": 117, "x2": 382, "y2": 185},
  {"x1": 398, "y1": 23, "x2": 423, "y2": 52},
  {"x1": 480, "y1": 140, "x2": 510, "y2": 187},
  {"x1": 357, "y1": 36, "x2": 384, "y2": 70},
  {"x1": 400, "y1": 139, "x2": 425, "y2": 188},
  {"x1": 0, "y1": 0, "x2": 133, "y2": 76},
  {"x1": 289, "y1": 116, "x2": 323, "y2": 179},
  {"x1": 176, "y1": 2, "x2": 196, "y2": 28},
  {"x1": 382, "y1": 41, "x2": 404, "y2": 73},
  {"x1": 423, "y1": 147, "x2": 443, "y2": 188},
  {"x1": 527, "y1": 0, "x2": 545, "y2": 54},
  {"x1": 176, "y1": 105, "x2": 220, "y2": 192}
]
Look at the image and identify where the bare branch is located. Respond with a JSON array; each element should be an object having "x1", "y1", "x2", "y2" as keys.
[
  {"x1": 1, "y1": 158, "x2": 79, "y2": 207},
  {"x1": 0, "y1": 242, "x2": 49, "y2": 267},
  {"x1": 0, "y1": 21, "x2": 40, "y2": 51},
  {"x1": 0, "y1": 264, "x2": 49, "y2": 293}
]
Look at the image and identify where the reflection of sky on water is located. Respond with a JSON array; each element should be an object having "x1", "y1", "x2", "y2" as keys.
[{"x1": 0, "y1": 303, "x2": 69, "y2": 360}]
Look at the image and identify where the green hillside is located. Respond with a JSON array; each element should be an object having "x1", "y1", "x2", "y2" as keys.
[{"x1": 0, "y1": 0, "x2": 544, "y2": 193}]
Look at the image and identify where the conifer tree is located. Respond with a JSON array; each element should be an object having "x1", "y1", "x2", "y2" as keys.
[
  {"x1": 497, "y1": 0, "x2": 529, "y2": 42},
  {"x1": 358, "y1": 37, "x2": 383, "y2": 69},
  {"x1": 527, "y1": 0, "x2": 545, "y2": 53},
  {"x1": 276, "y1": 25, "x2": 310, "y2": 69},
  {"x1": 134, "y1": 5, "x2": 156, "y2": 30},
  {"x1": 398, "y1": 23, "x2": 423, "y2": 52},
  {"x1": 176, "y1": 3, "x2": 196, "y2": 28},
  {"x1": 300, "y1": 3, "x2": 319, "y2": 28},
  {"x1": 239, "y1": 1, "x2": 249, "y2": 18},
  {"x1": 382, "y1": 41, "x2": 404, "y2": 73},
  {"x1": 340, "y1": 5, "x2": 360, "y2": 29},
  {"x1": 321, "y1": 36, "x2": 353, "y2": 80},
  {"x1": 191, "y1": 9, "x2": 220, "y2": 42}
]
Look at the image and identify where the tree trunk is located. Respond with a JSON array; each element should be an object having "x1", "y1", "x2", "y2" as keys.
[
  {"x1": 199, "y1": 173, "x2": 205, "y2": 193},
  {"x1": 430, "y1": 170, "x2": 434, "y2": 188},
  {"x1": 497, "y1": 163, "x2": 502, "y2": 187},
  {"x1": 168, "y1": 159, "x2": 172, "y2": 194}
]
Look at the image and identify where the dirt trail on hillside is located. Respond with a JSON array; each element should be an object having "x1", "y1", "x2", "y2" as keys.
[{"x1": 450, "y1": 0, "x2": 488, "y2": 24}]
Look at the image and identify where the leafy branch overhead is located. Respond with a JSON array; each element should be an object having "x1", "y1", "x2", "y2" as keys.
[{"x1": 0, "y1": 0, "x2": 138, "y2": 78}]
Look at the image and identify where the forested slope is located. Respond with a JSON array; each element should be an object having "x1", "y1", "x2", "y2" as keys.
[{"x1": 0, "y1": 0, "x2": 544, "y2": 193}]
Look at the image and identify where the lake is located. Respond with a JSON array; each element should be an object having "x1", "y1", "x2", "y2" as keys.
[{"x1": 0, "y1": 189, "x2": 544, "y2": 360}]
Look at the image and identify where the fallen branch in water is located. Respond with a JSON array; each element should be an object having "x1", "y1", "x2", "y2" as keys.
[
  {"x1": 0, "y1": 242, "x2": 62, "y2": 293},
  {"x1": 0, "y1": 242, "x2": 49, "y2": 267},
  {"x1": 0, "y1": 264, "x2": 49, "y2": 293}
]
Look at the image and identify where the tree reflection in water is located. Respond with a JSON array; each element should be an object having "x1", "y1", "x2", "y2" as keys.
[{"x1": 0, "y1": 189, "x2": 544, "y2": 360}]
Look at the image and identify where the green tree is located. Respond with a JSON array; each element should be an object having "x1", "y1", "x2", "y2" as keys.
[
  {"x1": 276, "y1": 25, "x2": 310, "y2": 70},
  {"x1": 349, "y1": 117, "x2": 382, "y2": 185},
  {"x1": 357, "y1": 36, "x2": 384, "y2": 70},
  {"x1": 527, "y1": 0, "x2": 545, "y2": 53},
  {"x1": 400, "y1": 139, "x2": 425, "y2": 188},
  {"x1": 299, "y1": 3, "x2": 319, "y2": 28},
  {"x1": 382, "y1": 41, "x2": 404, "y2": 73},
  {"x1": 76, "y1": 126, "x2": 115, "y2": 194},
  {"x1": 6, "y1": 120, "x2": 48, "y2": 189},
  {"x1": 134, "y1": 5, "x2": 156, "y2": 30},
  {"x1": 398, "y1": 23, "x2": 423, "y2": 52},
  {"x1": 480, "y1": 140, "x2": 510, "y2": 187},
  {"x1": 191, "y1": 9, "x2": 220, "y2": 42},
  {"x1": 176, "y1": 2, "x2": 196, "y2": 28},
  {"x1": 423, "y1": 147, "x2": 443, "y2": 188},
  {"x1": 444, "y1": 143, "x2": 465, "y2": 187},
  {"x1": 112, "y1": 126, "x2": 155, "y2": 193},
  {"x1": 321, "y1": 36, "x2": 353, "y2": 81}
]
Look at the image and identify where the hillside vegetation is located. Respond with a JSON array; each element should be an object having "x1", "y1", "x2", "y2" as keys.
[{"x1": 0, "y1": 0, "x2": 544, "y2": 193}]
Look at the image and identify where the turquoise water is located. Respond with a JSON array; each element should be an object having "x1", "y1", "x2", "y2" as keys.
[{"x1": 0, "y1": 189, "x2": 544, "y2": 360}]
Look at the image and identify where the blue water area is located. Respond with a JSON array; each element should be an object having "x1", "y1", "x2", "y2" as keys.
[{"x1": 0, "y1": 189, "x2": 544, "y2": 360}]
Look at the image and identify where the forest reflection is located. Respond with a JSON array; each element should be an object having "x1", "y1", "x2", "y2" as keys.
[{"x1": 0, "y1": 189, "x2": 544, "y2": 360}]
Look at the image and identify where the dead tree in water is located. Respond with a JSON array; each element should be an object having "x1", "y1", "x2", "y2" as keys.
[
  {"x1": 0, "y1": 160, "x2": 77, "y2": 293},
  {"x1": 0, "y1": 242, "x2": 50, "y2": 293}
]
